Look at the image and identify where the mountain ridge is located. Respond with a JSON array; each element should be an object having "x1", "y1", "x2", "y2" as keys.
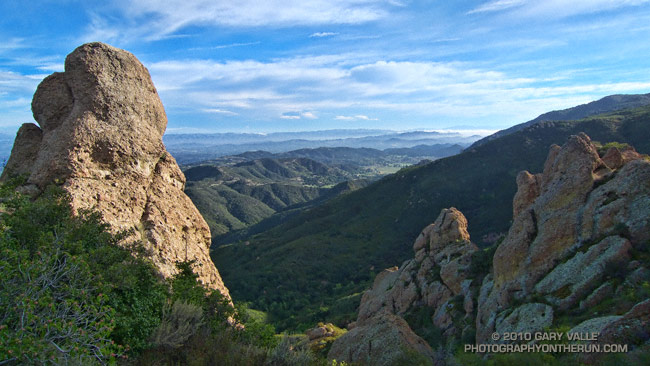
[{"x1": 469, "y1": 92, "x2": 650, "y2": 149}]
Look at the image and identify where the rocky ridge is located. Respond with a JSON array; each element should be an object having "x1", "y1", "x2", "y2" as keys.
[
  {"x1": 1, "y1": 43, "x2": 230, "y2": 298},
  {"x1": 329, "y1": 133, "x2": 650, "y2": 364}
]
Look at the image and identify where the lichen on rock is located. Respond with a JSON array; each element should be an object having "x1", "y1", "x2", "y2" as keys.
[{"x1": 476, "y1": 133, "x2": 650, "y2": 344}]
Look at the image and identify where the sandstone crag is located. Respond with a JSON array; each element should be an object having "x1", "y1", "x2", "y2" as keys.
[
  {"x1": 476, "y1": 133, "x2": 650, "y2": 345},
  {"x1": 1, "y1": 43, "x2": 230, "y2": 298}
]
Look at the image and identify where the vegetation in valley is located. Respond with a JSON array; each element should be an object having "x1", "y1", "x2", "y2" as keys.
[
  {"x1": 184, "y1": 144, "x2": 462, "y2": 240},
  {"x1": 184, "y1": 157, "x2": 372, "y2": 239}
]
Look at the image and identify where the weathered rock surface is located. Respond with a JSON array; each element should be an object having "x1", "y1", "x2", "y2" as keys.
[
  {"x1": 328, "y1": 313, "x2": 434, "y2": 366},
  {"x1": 495, "y1": 303, "x2": 553, "y2": 337},
  {"x1": 1, "y1": 43, "x2": 230, "y2": 298},
  {"x1": 569, "y1": 315, "x2": 621, "y2": 336},
  {"x1": 534, "y1": 235, "x2": 631, "y2": 310},
  {"x1": 305, "y1": 323, "x2": 336, "y2": 341},
  {"x1": 580, "y1": 299, "x2": 650, "y2": 364},
  {"x1": 476, "y1": 134, "x2": 650, "y2": 343},
  {"x1": 332, "y1": 133, "x2": 649, "y2": 365},
  {"x1": 596, "y1": 299, "x2": 650, "y2": 346}
]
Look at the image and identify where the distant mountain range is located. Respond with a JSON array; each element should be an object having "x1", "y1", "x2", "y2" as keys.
[
  {"x1": 164, "y1": 129, "x2": 481, "y2": 164},
  {"x1": 211, "y1": 97, "x2": 650, "y2": 331},
  {"x1": 1, "y1": 126, "x2": 480, "y2": 167}
]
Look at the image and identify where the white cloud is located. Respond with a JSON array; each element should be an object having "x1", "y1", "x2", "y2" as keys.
[
  {"x1": 36, "y1": 63, "x2": 65, "y2": 72},
  {"x1": 468, "y1": 0, "x2": 650, "y2": 18},
  {"x1": 202, "y1": 108, "x2": 238, "y2": 116},
  {"x1": 310, "y1": 32, "x2": 339, "y2": 38},
  {"x1": 335, "y1": 115, "x2": 377, "y2": 121},
  {"x1": 0, "y1": 70, "x2": 46, "y2": 94},
  {"x1": 280, "y1": 111, "x2": 318, "y2": 119},
  {"x1": 281, "y1": 112, "x2": 301, "y2": 120},
  {"x1": 87, "y1": 0, "x2": 396, "y2": 42},
  {"x1": 0, "y1": 38, "x2": 26, "y2": 53},
  {"x1": 467, "y1": 0, "x2": 525, "y2": 14},
  {"x1": 143, "y1": 53, "x2": 650, "y2": 129}
]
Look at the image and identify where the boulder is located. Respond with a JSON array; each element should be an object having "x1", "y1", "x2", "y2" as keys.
[
  {"x1": 569, "y1": 316, "x2": 621, "y2": 337},
  {"x1": 534, "y1": 236, "x2": 631, "y2": 310},
  {"x1": 512, "y1": 171, "x2": 540, "y2": 217},
  {"x1": 333, "y1": 207, "x2": 479, "y2": 362},
  {"x1": 597, "y1": 299, "x2": 650, "y2": 346},
  {"x1": 581, "y1": 299, "x2": 650, "y2": 364},
  {"x1": 327, "y1": 313, "x2": 434, "y2": 366}
]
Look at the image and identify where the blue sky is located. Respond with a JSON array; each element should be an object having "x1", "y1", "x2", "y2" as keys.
[{"x1": 2, "y1": 0, "x2": 650, "y2": 135}]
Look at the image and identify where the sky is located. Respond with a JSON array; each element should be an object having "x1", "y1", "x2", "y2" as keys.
[{"x1": 1, "y1": 1, "x2": 650, "y2": 135}]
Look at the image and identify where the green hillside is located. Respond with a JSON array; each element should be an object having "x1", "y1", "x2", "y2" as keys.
[
  {"x1": 184, "y1": 157, "x2": 372, "y2": 238},
  {"x1": 213, "y1": 105, "x2": 650, "y2": 331},
  {"x1": 185, "y1": 145, "x2": 463, "y2": 240}
]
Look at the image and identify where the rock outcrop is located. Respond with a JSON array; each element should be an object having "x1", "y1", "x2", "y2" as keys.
[
  {"x1": 1, "y1": 43, "x2": 230, "y2": 298},
  {"x1": 328, "y1": 313, "x2": 434, "y2": 365},
  {"x1": 329, "y1": 208, "x2": 480, "y2": 365},
  {"x1": 476, "y1": 133, "x2": 650, "y2": 345},
  {"x1": 333, "y1": 133, "x2": 650, "y2": 364}
]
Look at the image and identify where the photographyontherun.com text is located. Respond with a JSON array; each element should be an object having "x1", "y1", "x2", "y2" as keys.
[{"x1": 465, "y1": 332, "x2": 628, "y2": 354}]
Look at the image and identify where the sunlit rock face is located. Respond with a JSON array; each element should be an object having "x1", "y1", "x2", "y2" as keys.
[
  {"x1": 1, "y1": 42, "x2": 230, "y2": 299},
  {"x1": 476, "y1": 133, "x2": 650, "y2": 344}
]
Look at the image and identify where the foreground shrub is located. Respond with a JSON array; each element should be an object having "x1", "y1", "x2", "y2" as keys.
[
  {"x1": 265, "y1": 336, "x2": 319, "y2": 366},
  {"x1": 0, "y1": 186, "x2": 121, "y2": 364},
  {"x1": 150, "y1": 301, "x2": 204, "y2": 349}
]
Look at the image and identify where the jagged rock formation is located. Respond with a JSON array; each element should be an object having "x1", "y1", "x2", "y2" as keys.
[
  {"x1": 1, "y1": 43, "x2": 230, "y2": 298},
  {"x1": 331, "y1": 133, "x2": 650, "y2": 364},
  {"x1": 477, "y1": 133, "x2": 650, "y2": 346},
  {"x1": 329, "y1": 207, "x2": 479, "y2": 365}
]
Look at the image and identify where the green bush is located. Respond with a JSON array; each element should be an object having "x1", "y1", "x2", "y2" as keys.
[
  {"x1": 403, "y1": 307, "x2": 444, "y2": 348},
  {"x1": 0, "y1": 186, "x2": 121, "y2": 364},
  {"x1": 150, "y1": 300, "x2": 204, "y2": 349},
  {"x1": 387, "y1": 347, "x2": 432, "y2": 366},
  {"x1": 0, "y1": 182, "x2": 334, "y2": 366},
  {"x1": 265, "y1": 336, "x2": 319, "y2": 366}
]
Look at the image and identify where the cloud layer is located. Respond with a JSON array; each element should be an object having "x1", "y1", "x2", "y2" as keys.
[
  {"x1": 146, "y1": 54, "x2": 650, "y2": 129},
  {"x1": 1, "y1": 0, "x2": 650, "y2": 133},
  {"x1": 86, "y1": 0, "x2": 396, "y2": 42}
]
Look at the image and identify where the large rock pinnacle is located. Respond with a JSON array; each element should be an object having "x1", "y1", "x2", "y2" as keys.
[{"x1": 1, "y1": 42, "x2": 230, "y2": 299}]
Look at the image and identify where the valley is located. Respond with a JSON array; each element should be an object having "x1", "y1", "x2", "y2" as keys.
[{"x1": 181, "y1": 144, "x2": 464, "y2": 240}]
